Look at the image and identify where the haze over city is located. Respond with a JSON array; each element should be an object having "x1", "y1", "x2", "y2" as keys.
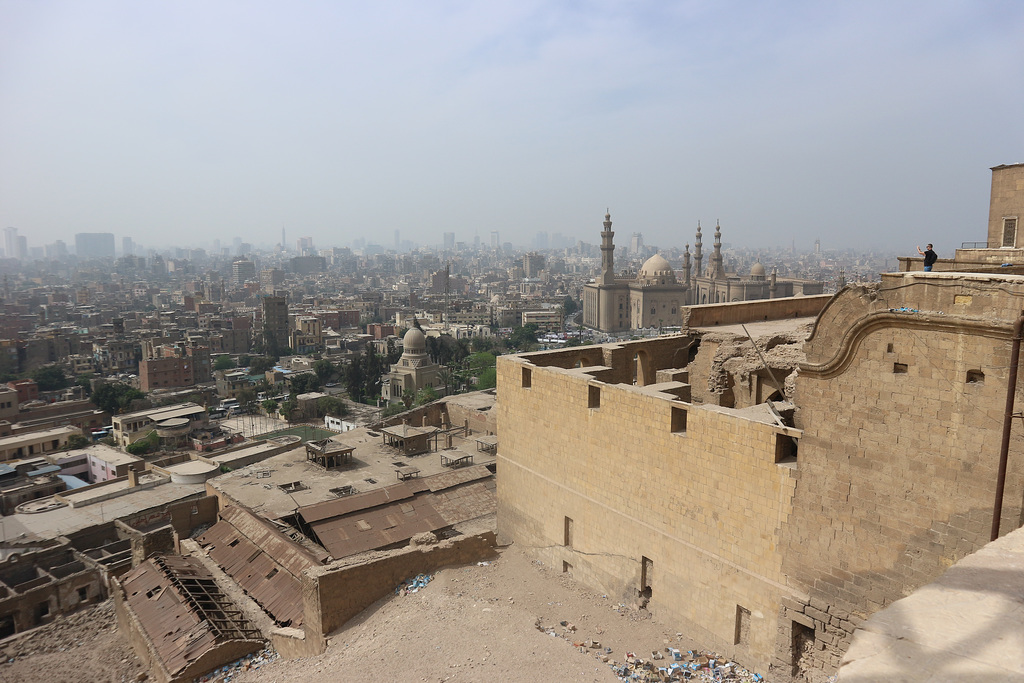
[{"x1": 2, "y1": 0, "x2": 1022, "y2": 254}]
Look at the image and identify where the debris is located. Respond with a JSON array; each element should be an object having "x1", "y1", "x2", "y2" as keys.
[{"x1": 395, "y1": 573, "x2": 433, "y2": 595}]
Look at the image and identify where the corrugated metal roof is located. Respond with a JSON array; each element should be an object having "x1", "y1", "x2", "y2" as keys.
[
  {"x1": 299, "y1": 469, "x2": 496, "y2": 560},
  {"x1": 198, "y1": 506, "x2": 322, "y2": 627},
  {"x1": 121, "y1": 556, "x2": 259, "y2": 678}
]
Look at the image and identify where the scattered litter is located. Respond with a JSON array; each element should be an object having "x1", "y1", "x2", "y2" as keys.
[
  {"x1": 889, "y1": 306, "x2": 920, "y2": 313},
  {"x1": 395, "y1": 573, "x2": 433, "y2": 595},
  {"x1": 195, "y1": 647, "x2": 278, "y2": 682},
  {"x1": 477, "y1": 561, "x2": 491, "y2": 566}
]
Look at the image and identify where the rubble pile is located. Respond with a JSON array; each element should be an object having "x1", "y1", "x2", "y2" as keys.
[
  {"x1": 195, "y1": 647, "x2": 279, "y2": 683},
  {"x1": 534, "y1": 618, "x2": 767, "y2": 682}
]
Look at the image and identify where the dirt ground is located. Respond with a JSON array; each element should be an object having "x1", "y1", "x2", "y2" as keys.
[{"x1": 0, "y1": 546, "x2": 805, "y2": 683}]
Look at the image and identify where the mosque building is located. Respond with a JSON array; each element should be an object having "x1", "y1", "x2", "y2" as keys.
[{"x1": 582, "y1": 213, "x2": 824, "y2": 332}]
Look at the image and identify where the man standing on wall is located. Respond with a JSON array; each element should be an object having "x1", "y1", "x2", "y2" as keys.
[{"x1": 917, "y1": 244, "x2": 937, "y2": 271}]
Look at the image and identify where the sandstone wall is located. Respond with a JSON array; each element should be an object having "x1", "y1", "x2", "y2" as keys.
[{"x1": 496, "y1": 350, "x2": 800, "y2": 672}]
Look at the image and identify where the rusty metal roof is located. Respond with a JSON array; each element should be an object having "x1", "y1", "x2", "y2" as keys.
[
  {"x1": 197, "y1": 506, "x2": 322, "y2": 627},
  {"x1": 121, "y1": 555, "x2": 260, "y2": 678},
  {"x1": 297, "y1": 468, "x2": 496, "y2": 560}
]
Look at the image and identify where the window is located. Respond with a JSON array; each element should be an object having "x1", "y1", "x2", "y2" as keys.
[
  {"x1": 588, "y1": 385, "x2": 601, "y2": 409},
  {"x1": 893, "y1": 363, "x2": 908, "y2": 374},
  {"x1": 671, "y1": 407, "x2": 687, "y2": 434},
  {"x1": 522, "y1": 367, "x2": 532, "y2": 388},
  {"x1": 967, "y1": 370, "x2": 984, "y2": 384},
  {"x1": 564, "y1": 516, "x2": 574, "y2": 547},
  {"x1": 1003, "y1": 217, "x2": 1018, "y2": 248},
  {"x1": 775, "y1": 434, "x2": 798, "y2": 464}
]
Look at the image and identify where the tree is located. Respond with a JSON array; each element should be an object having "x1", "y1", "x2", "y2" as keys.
[
  {"x1": 0, "y1": 350, "x2": 17, "y2": 383},
  {"x1": 237, "y1": 388, "x2": 257, "y2": 413},
  {"x1": 279, "y1": 399, "x2": 299, "y2": 421},
  {"x1": 92, "y1": 383, "x2": 146, "y2": 414},
  {"x1": 508, "y1": 324, "x2": 539, "y2": 351},
  {"x1": 562, "y1": 295, "x2": 579, "y2": 317},
  {"x1": 66, "y1": 433, "x2": 91, "y2": 450},
  {"x1": 31, "y1": 365, "x2": 68, "y2": 391},
  {"x1": 317, "y1": 396, "x2": 348, "y2": 417},
  {"x1": 288, "y1": 373, "x2": 321, "y2": 396},
  {"x1": 213, "y1": 356, "x2": 237, "y2": 371},
  {"x1": 414, "y1": 386, "x2": 439, "y2": 406},
  {"x1": 249, "y1": 356, "x2": 276, "y2": 374},
  {"x1": 313, "y1": 359, "x2": 335, "y2": 383},
  {"x1": 474, "y1": 367, "x2": 497, "y2": 390},
  {"x1": 76, "y1": 373, "x2": 95, "y2": 396},
  {"x1": 401, "y1": 387, "x2": 415, "y2": 409},
  {"x1": 262, "y1": 399, "x2": 279, "y2": 415}
]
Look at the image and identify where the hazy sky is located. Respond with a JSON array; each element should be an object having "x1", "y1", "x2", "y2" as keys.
[{"x1": 2, "y1": 1, "x2": 1022, "y2": 255}]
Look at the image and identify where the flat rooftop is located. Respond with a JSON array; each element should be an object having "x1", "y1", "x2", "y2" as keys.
[
  {"x1": 1, "y1": 479, "x2": 205, "y2": 541},
  {"x1": 690, "y1": 316, "x2": 817, "y2": 338},
  {"x1": 209, "y1": 424, "x2": 496, "y2": 520}
]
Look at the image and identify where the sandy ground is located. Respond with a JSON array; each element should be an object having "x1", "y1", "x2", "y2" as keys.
[{"x1": 0, "y1": 547, "x2": 798, "y2": 683}]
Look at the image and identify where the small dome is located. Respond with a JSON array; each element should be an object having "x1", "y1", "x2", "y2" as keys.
[
  {"x1": 750, "y1": 262, "x2": 766, "y2": 279},
  {"x1": 639, "y1": 254, "x2": 676, "y2": 284},
  {"x1": 403, "y1": 327, "x2": 426, "y2": 352}
]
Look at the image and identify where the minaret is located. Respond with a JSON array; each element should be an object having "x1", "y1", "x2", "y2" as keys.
[
  {"x1": 710, "y1": 221, "x2": 724, "y2": 280},
  {"x1": 693, "y1": 223, "x2": 703, "y2": 287},
  {"x1": 838, "y1": 269, "x2": 847, "y2": 290},
  {"x1": 600, "y1": 210, "x2": 615, "y2": 285},
  {"x1": 682, "y1": 244, "x2": 691, "y2": 288},
  {"x1": 769, "y1": 267, "x2": 778, "y2": 299}
]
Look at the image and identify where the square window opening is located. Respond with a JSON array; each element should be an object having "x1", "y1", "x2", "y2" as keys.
[
  {"x1": 893, "y1": 362, "x2": 908, "y2": 374},
  {"x1": 775, "y1": 434, "x2": 798, "y2": 464},
  {"x1": 588, "y1": 385, "x2": 601, "y2": 409},
  {"x1": 967, "y1": 370, "x2": 984, "y2": 384}
]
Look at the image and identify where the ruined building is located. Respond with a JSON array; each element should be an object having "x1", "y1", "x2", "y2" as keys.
[{"x1": 497, "y1": 271, "x2": 1024, "y2": 678}]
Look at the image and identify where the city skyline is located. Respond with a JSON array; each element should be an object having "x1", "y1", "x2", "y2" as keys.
[{"x1": 2, "y1": 1, "x2": 1022, "y2": 256}]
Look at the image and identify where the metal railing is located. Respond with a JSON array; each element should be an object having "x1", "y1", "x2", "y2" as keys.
[{"x1": 961, "y1": 241, "x2": 990, "y2": 248}]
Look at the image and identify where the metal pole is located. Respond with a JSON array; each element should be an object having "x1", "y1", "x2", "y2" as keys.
[{"x1": 992, "y1": 312, "x2": 1024, "y2": 541}]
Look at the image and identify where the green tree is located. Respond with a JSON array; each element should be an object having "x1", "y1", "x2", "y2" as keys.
[
  {"x1": 401, "y1": 387, "x2": 415, "y2": 409},
  {"x1": 31, "y1": 365, "x2": 68, "y2": 391},
  {"x1": 475, "y1": 367, "x2": 497, "y2": 390},
  {"x1": 317, "y1": 395, "x2": 348, "y2": 417},
  {"x1": 66, "y1": 433, "x2": 91, "y2": 450},
  {"x1": 237, "y1": 388, "x2": 257, "y2": 413},
  {"x1": 92, "y1": 383, "x2": 146, "y2": 414},
  {"x1": 288, "y1": 373, "x2": 321, "y2": 396},
  {"x1": 262, "y1": 399, "x2": 279, "y2": 415},
  {"x1": 76, "y1": 373, "x2": 95, "y2": 396},
  {"x1": 414, "y1": 386, "x2": 439, "y2": 406},
  {"x1": 0, "y1": 350, "x2": 18, "y2": 383},
  {"x1": 562, "y1": 295, "x2": 579, "y2": 317},
  {"x1": 508, "y1": 324, "x2": 539, "y2": 351},
  {"x1": 249, "y1": 356, "x2": 276, "y2": 374},
  {"x1": 279, "y1": 399, "x2": 299, "y2": 421},
  {"x1": 313, "y1": 359, "x2": 335, "y2": 383},
  {"x1": 213, "y1": 356, "x2": 237, "y2": 371}
]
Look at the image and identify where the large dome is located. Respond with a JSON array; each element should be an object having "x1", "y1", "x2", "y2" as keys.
[
  {"x1": 403, "y1": 327, "x2": 426, "y2": 352},
  {"x1": 750, "y1": 262, "x2": 766, "y2": 279},
  {"x1": 638, "y1": 254, "x2": 676, "y2": 284}
]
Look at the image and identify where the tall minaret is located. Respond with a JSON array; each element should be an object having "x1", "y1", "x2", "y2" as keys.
[
  {"x1": 710, "y1": 221, "x2": 724, "y2": 280},
  {"x1": 682, "y1": 244, "x2": 691, "y2": 288},
  {"x1": 693, "y1": 223, "x2": 703, "y2": 286},
  {"x1": 600, "y1": 210, "x2": 616, "y2": 285},
  {"x1": 769, "y1": 267, "x2": 778, "y2": 299}
]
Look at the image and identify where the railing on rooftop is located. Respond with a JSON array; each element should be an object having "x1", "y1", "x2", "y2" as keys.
[{"x1": 961, "y1": 241, "x2": 990, "y2": 248}]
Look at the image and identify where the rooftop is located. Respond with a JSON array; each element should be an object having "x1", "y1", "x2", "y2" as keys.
[{"x1": 208, "y1": 424, "x2": 496, "y2": 520}]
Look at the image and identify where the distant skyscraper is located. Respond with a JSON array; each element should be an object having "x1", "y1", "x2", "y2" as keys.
[
  {"x1": 297, "y1": 236, "x2": 313, "y2": 254},
  {"x1": 16, "y1": 236, "x2": 27, "y2": 260},
  {"x1": 490, "y1": 231, "x2": 500, "y2": 249},
  {"x1": 3, "y1": 227, "x2": 17, "y2": 259},
  {"x1": 443, "y1": 232, "x2": 455, "y2": 250},
  {"x1": 394, "y1": 230, "x2": 400, "y2": 251},
  {"x1": 629, "y1": 232, "x2": 644, "y2": 255},
  {"x1": 262, "y1": 295, "x2": 289, "y2": 356},
  {"x1": 75, "y1": 232, "x2": 115, "y2": 259},
  {"x1": 122, "y1": 236, "x2": 134, "y2": 256},
  {"x1": 533, "y1": 232, "x2": 549, "y2": 250}
]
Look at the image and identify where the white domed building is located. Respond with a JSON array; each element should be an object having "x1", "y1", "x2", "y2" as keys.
[{"x1": 384, "y1": 326, "x2": 441, "y2": 404}]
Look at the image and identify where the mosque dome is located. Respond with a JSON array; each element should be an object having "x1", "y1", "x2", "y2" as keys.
[
  {"x1": 403, "y1": 327, "x2": 426, "y2": 353},
  {"x1": 750, "y1": 262, "x2": 766, "y2": 279},
  {"x1": 638, "y1": 254, "x2": 676, "y2": 284}
]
